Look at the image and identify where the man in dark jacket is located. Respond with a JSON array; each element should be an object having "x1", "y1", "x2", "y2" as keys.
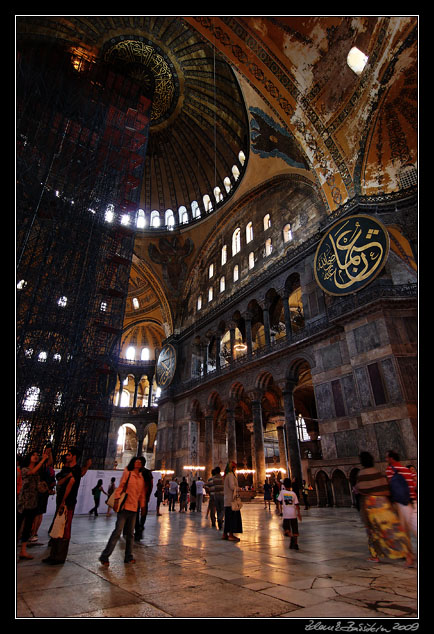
[{"x1": 134, "y1": 458, "x2": 153, "y2": 541}]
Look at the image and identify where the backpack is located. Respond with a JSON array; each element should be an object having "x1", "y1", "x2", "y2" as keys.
[{"x1": 389, "y1": 467, "x2": 411, "y2": 506}]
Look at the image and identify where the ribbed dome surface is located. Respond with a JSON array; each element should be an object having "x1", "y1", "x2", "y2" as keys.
[{"x1": 16, "y1": 16, "x2": 250, "y2": 224}]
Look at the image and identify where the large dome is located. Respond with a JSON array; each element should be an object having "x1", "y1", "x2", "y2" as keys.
[{"x1": 16, "y1": 16, "x2": 250, "y2": 226}]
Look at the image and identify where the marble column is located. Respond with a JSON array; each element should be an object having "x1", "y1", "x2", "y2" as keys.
[
  {"x1": 229, "y1": 323, "x2": 236, "y2": 364},
  {"x1": 133, "y1": 376, "x2": 140, "y2": 408},
  {"x1": 147, "y1": 374, "x2": 154, "y2": 407},
  {"x1": 282, "y1": 293, "x2": 293, "y2": 341},
  {"x1": 262, "y1": 304, "x2": 271, "y2": 347},
  {"x1": 248, "y1": 390, "x2": 266, "y2": 489},
  {"x1": 244, "y1": 312, "x2": 253, "y2": 357},
  {"x1": 282, "y1": 381, "x2": 303, "y2": 487}
]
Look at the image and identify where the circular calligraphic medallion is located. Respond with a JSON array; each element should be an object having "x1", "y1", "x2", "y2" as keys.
[
  {"x1": 156, "y1": 344, "x2": 177, "y2": 388},
  {"x1": 314, "y1": 215, "x2": 390, "y2": 296}
]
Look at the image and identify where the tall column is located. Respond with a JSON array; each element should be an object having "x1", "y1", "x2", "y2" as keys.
[
  {"x1": 118, "y1": 373, "x2": 126, "y2": 405},
  {"x1": 215, "y1": 333, "x2": 221, "y2": 372},
  {"x1": 147, "y1": 373, "x2": 154, "y2": 407},
  {"x1": 204, "y1": 409, "x2": 214, "y2": 481},
  {"x1": 245, "y1": 312, "x2": 253, "y2": 357},
  {"x1": 248, "y1": 389, "x2": 266, "y2": 490},
  {"x1": 270, "y1": 415, "x2": 288, "y2": 474},
  {"x1": 281, "y1": 380, "x2": 303, "y2": 488},
  {"x1": 225, "y1": 401, "x2": 237, "y2": 463},
  {"x1": 133, "y1": 375, "x2": 140, "y2": 408},
  {"x1": 282, "y1": 293, "x2": 293, "y2": 341},
  {"x1": 262, "y1": 303, "x2": 271, "y2": 347},
  {"x1": 229, "y1": 323, "x2": 236, "y2": 364}
]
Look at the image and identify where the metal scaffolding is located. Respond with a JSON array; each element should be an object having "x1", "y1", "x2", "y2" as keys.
[{"x1": 16, "y1": 40, "x2": 151, "y2": 467}]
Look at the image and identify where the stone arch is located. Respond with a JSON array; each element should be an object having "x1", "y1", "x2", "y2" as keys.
[
  {"x1": 331, "y1": 468, "x2": 352, "y2": 507},
  {"x1": 115, "y1": 422, "x2": 138, "y2": 469},
  {"x1": 189, "y1": 398, "x2": 203, "y2": 421},
  {"x1": 315, "y1": 469, "x2": 334, "y2": 507}
]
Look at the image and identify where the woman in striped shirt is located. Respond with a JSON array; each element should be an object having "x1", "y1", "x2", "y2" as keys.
[{"x1": 356, "y1": 452, "x2": 414, "y2": 567}]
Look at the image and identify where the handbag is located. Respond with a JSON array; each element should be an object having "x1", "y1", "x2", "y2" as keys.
[
  {"x1": 231, "y1": 489, "x2": 243, "y2": 512},
  {"x1": 49, "y1": 509, "x2": 66, "y2": 538},
  {"x1": 106, "y1": 473, "x2": 130, "y2": 512}
]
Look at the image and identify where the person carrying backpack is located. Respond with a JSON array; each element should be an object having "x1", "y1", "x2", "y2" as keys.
[{"x1": 386, "y1": 450, "x2": 417, "y2": 548}]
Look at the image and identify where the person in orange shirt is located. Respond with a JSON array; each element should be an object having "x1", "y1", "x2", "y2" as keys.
[{"x1": 99, "y1": 457, "x2": 146, "y2": 566}]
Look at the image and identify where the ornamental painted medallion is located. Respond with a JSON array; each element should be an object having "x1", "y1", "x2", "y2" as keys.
[
  {"x1": 314, "y1": 214, "x2": 390, "y2": 296},
  {"x1": 156, "y1": 343, "x2": 177, "y2": 388}
]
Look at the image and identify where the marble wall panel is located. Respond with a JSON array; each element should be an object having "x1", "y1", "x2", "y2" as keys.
[
  {"x1": 341, "y1": 374, "x2": 360, "y2": 415},
  {"x1": 354, "y1": 366, "x2": 373, "y2": 408},
  {"x1": 353, "y1": 321, "x2": 381, "y2": 354},
  {"x1": 315, "y1": 382, "x2": 335, "y2": 419},
  {"x1": 381, "y1": 357, "x2": 403, "y2": 402},
  {"x1": 374, "y1": 420, "x2": 406, "y2": 461}
]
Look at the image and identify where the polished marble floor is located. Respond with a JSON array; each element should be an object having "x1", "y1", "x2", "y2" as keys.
[{"x1": 16, "y1": 502, "x2": 418, "y2": 619}]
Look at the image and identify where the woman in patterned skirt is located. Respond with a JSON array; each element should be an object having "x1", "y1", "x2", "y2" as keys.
[{"x1": 356, "y1": 451, "x2": 414, "y2": 567}]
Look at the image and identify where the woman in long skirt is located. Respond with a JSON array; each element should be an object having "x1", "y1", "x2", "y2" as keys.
[
  {"x1": 356, "y1": 452, "x2": 413, "y2": 566},
  {"x1": 222, "y1": 462, "x2": 242, "y2": 542}
]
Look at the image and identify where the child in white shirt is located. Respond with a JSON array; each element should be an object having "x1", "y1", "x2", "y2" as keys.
[{"x1": 277, "y1": 478, "x2": 302, "y2": 550}]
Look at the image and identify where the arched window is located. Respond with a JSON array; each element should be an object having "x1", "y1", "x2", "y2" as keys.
[
  {"x1": 203, "y1": 194, "x2": 213, "y2": 212},
  {"x1": 141, "y1": 347, "x2": 150, "y2": 361},
  {"x1": 224, "y1": 177, "x2": 232, "y2": 193},
  {"x1": 265, "y1": 237, "x2": 273, "y2": 256},
  {"x1": 191, "y1": 201, "x2": 200, "y2": 219},
  {"x1": 220, "y1": 276, "x2": 225, "y2": 293},
  {"x1": 209, "y1": 263, "x2": 214, "y2": 279},
  {"x1": 233, "y1": 264, "x2": 239, "y2": 282},
  {"x1": 232, "y1": 227, "x2": 241, "y2": 256},
  {"x1": 57, "y1": 296, "x2": 67, "y2": 307},
  {"x1": 283, "y1": 223, "x2": 293, "y2": 243},
  {"x1": 165, "y1": 209, "x2": 175, "y2": 228},
  {"x1": 132, "y1": 298, "x2": 139, "y2": 310},
  {"x1": 150, "y1": 210, "x2": 160, "y2": 227},
  {"x1": 197, "y1": 295, "x2": 202, "y2": 311},
  {"x1": 214, "y1": 186, "x2": 223, "y2": 203},
  {"x1": 126, "y1": 346, "x2": 135, "y2": 360},
  {"x1": 136, "y1": 209, "x2": 146, "y2": 228},
  {"x1": 248, "y1": 251, "x2": 255, "y2": 269},
  {"x1": 38, "y1": 351, "x2": 47, "y2": 362},
  {"x1": 119, "y1": 389, "x2": 130, "y2": 408},
  {"x1": 121, "y1": 213, "x2": 130, "y2": 226},
  {"x1": 246, "y1": 221, "x2": 253, "y2": 243},
  {"x1": 232, "y1": 164, "x2": 240, "y2": 181},
  {"x1": 221, "y1": 244, "x2": 227, "y2": 265},
  {"x1": 208, "y1": 286, "x2": 213, "y2": 302},
  {"x1": 238, "y1": 150, "x2": 246, "y2": 166},
  {"x1": 178, "y1": 205, "x2": 189, "y2": 224},
  {"x1": 263, "y1": 213, "x2": 271, "y2": 230}
]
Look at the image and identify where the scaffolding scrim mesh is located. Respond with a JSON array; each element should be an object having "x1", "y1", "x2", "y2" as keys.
[{"x1": 16, "y1": 41, "x2": 152, "y2": 467}]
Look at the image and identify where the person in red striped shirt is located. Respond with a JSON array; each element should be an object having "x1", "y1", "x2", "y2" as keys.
[{"x1": 385, "y1": 450, "x2": 417, "y2": 546}]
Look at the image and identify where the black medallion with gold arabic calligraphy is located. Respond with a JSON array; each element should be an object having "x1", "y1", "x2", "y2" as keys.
[
  {"x1": 156, "y1": 344, "x2": 177, "y2": 388},
  {"x1": 314, "y1": 215, "x2": 390, "y2": 296}
]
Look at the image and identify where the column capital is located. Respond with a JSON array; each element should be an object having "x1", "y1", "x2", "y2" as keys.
[{"x1": 248, "y1": 388, "x2": 263, "y2": 403}]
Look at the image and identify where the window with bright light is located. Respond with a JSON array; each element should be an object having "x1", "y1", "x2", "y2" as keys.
[
  {"x1": 232, "y1": 227, "x2": 241, "y2": 256},
  {"x1": 233, "y1": 264, "x2": 239, "y2": 282},
  {"x1": 166, "y1": 209, "x2": 175, "y2": 228},
  {"x1": 224, "y1": 177, "x2": 232, "y2": 193},
  {"x1": 220, "y1": 276, "x2": 225, "y2": 293},
  {"x1": 221, "y1": 245, "x2": 227, "y2": 265},
  {"x1": 248, "y1": 251, "x2": 255, "y2": 269},
  {"x1": 38, "y1": 351, "x2": 47, "y2": 362},
  {"x1": 209, "y1": 263, "x2": 214, "y2": 279},
  {"x1": 197, "y1": 295, "x2": 202, "y2": 311},
  {"x1": 246, "y1": 221, "x2": 253, "y2": 243},
  {"x1": 214, "y1": 186, "x2": 223, "y2": 203},
  {"x1": 296, "y1": 414, "x2": 310, "y2": 441},
  {"x1": 150, "y1": 210, "x2": 160, "y2": 227},
  {"x1": 57, "y1": 296, "x2": 67, "y2": 307},
  {"x1": 238, "y1": 150, "x2": 246, "y2": 166},
  {"x1": 121, "y1": 214, "x2": 130, "y2": 226},
  {"x1": 263, "y1": 214, "x2": 271, "y2": 230},
  {"x1": 283, "y1": 223, "x2": 293, "y2": 243},
  {"x1": 203, "y1": 194, "x2": 213, "y2": 212},
  {"x1": 136, "y1": 209, "x2": 146, "y2": 228},
  {"x1": 265, "y1": 238, "x2": 273, "y2": 256},
  {"x1": 100, "y1": 301, "x2": 108, "y2": 312},
  {"x1": 191, "y1": 201, "x2": 200, "y2": 219},
  {"x1": 132, "y1": 298, "x2": 139, "y2": 310},
  {"x1": 232, "y1": 164, "x2": 240, "y2": 181},
  {"x1": 347, "y1": 47, "x2": 368, "y2": 75},
  {"x1": 141, "y1": 347, "x2": 150, "y2": 361},
  {"x1": 17, "y1": 279, "x2": 27, "y2": 290},
  {"x1": 208, "y1": 287, "x2": 213, "y2": 302},
  {"x1": 105, "y1": 204, "x2": 115, "y2": 223},
  {"x1": 126, "y1": 346, "x2": 135, "y2": 360}
]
